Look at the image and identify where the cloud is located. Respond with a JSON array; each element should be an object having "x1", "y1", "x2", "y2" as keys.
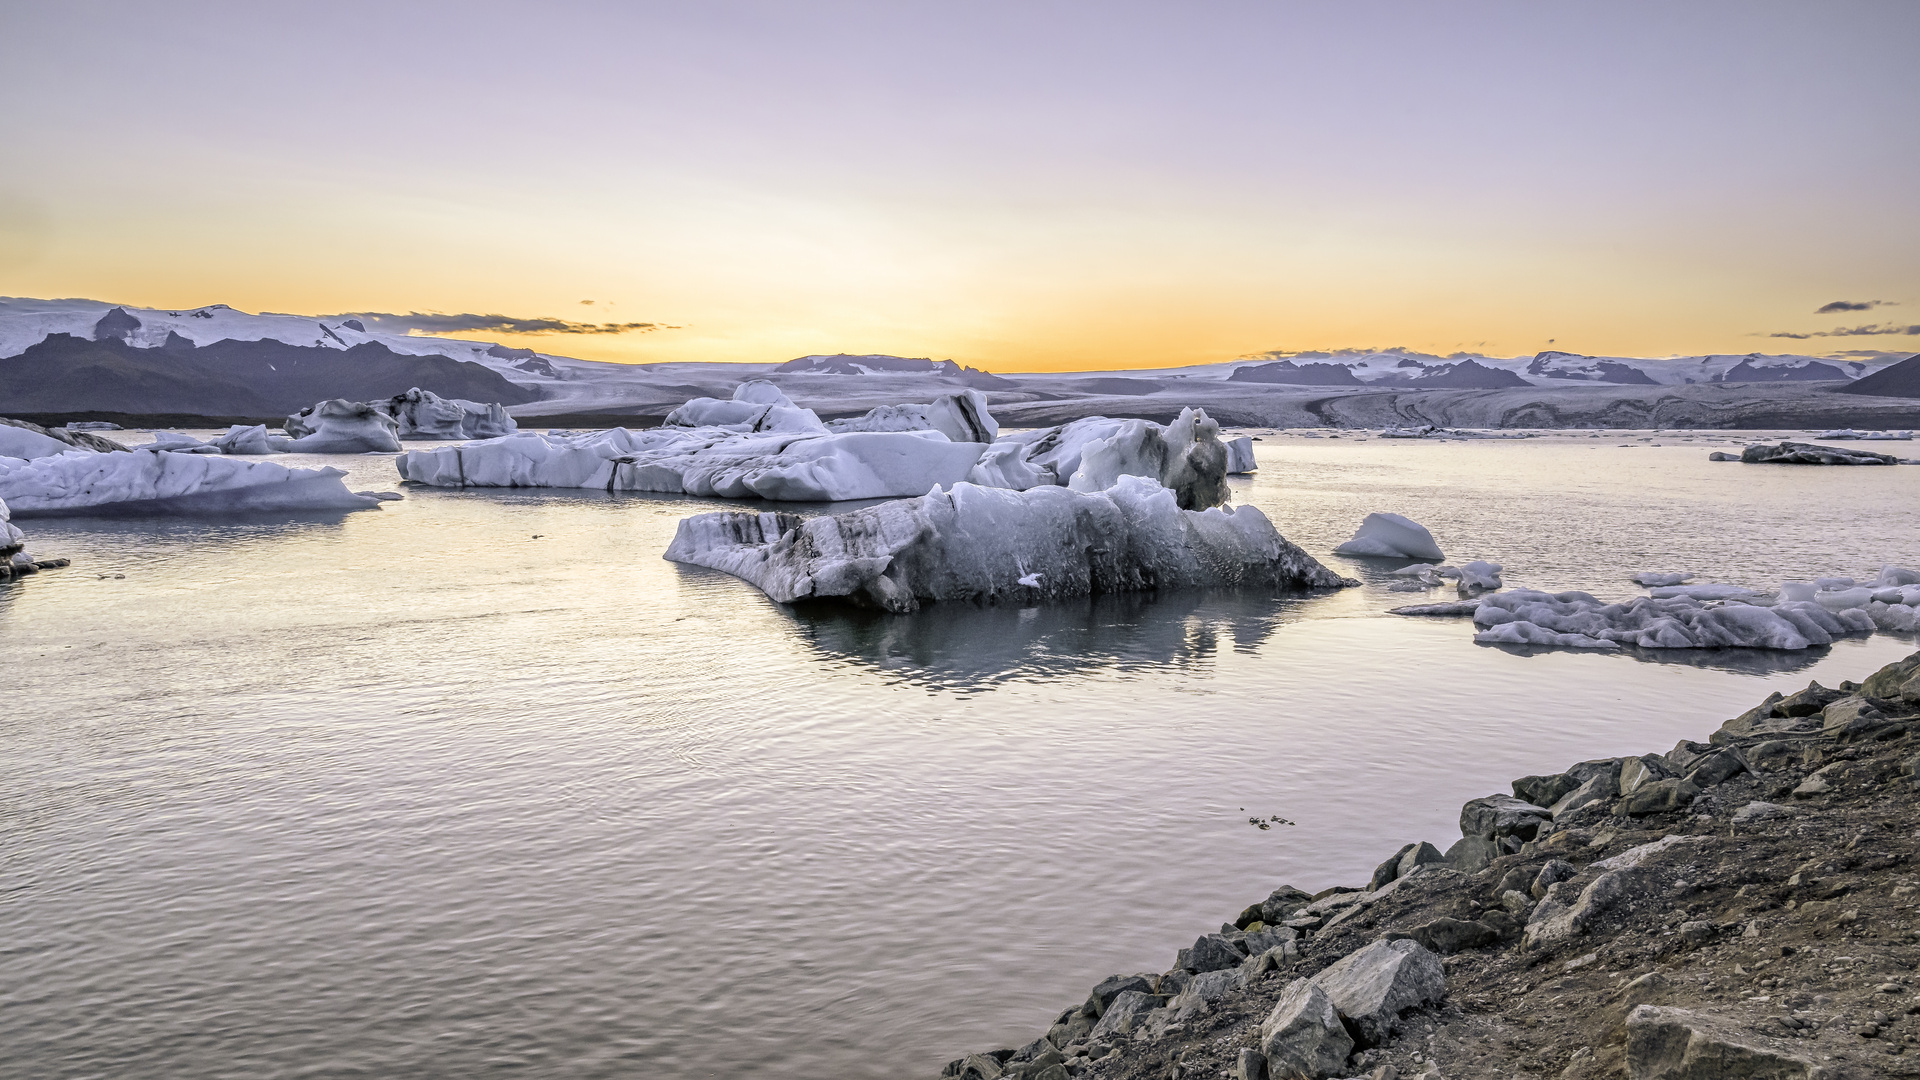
[
  {"x1": 329, "y1": 311, "x2": 674, "y2": 336},
  {"x1": 1815, "y1": 300, "x2": 1888, "y2": 314},
  {"x1": 1769, "y1": 323, "x2": 1920, "y2": 339}
]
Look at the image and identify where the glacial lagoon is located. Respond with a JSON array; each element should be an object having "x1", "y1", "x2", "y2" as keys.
[{"x1": 3, "y1": 433, "x2": 1917, "y2": 1080}]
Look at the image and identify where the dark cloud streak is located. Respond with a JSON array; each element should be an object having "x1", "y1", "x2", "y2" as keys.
[
  {"x1": 1769, "y1": 324, "x2": 1920, "y2": 339},
  {"x1": 1815, "y1": 300, "x2": 1888, "y2": 314},
  {"x1": 329, "y1": 311, "x2": 674, "y2": 336}
]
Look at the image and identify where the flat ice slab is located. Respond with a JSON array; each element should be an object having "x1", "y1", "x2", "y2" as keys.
[
  {"x1": 0, "y1": 449, "x2": 388, "y2": 516},
  {"x1": 663, "y1": 475, "x2": 1351, "y2": 611},
  {"x1": 1472, "y1": 589, "x2": 1875, "y2": 651},
  {"x1": 1332, "y1": 513, "x2": 1446, "y2": 561}
]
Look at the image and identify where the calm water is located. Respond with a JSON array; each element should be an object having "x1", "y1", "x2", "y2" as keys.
[{"x1": 3, "y1": 433, "x2": 1917, "y2": 1080}]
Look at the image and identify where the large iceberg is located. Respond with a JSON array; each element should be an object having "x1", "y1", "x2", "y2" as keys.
[
  {"x1": 825, "y1": 389, "x2": 998, "y2": 444},
  {"x1": 382, "y1": 387, "x2": 518, "y2": 440},
  {"x1": 0, "y1": 449, "x2": 389, "y2": 515},
  {"x1": 1332, "y1": 512, "x2": 1446, "y2": 561},
  {"x1": 663, "y1": 475, "x2": 1351, "y2": 611},
  {"x1": 396, "y1": 383, "x2": 1239, "y2": 508},
  {"x1": 284, "y1": 399, "x2": 404, "y2": 453}
]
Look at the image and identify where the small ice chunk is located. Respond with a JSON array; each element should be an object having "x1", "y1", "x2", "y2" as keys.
[
  {"x1": 825, "y1": 390, "x2": 998, "y2": 444},
  {"x1": 1813, "y1": 576, "x2": 1855, "y2": 590},
  {"x1": 1224, "y1": 436, "x2": 1256, "y2": 474},
  {"x1": 1456, "y1": 560, "x2": 1503, "y2": 593},
  {"x1": 1876, "y1": 566, "x2": 1920, "y2": 587},
  {"x1": 1332, "y1": 513, "x2": 1445, "y2": 561},
  {"x1": 664, "y1": 380, "x2": 827, "y2": 434},
  {"x1": 1631, "y1": 572, "x2": 1694, "y2": 588},
  {"x1": 1016, "y1": 572, "x2": 1043, "y2": 587},
  {"x1": 145, "y1": 431, "x2": 223, "y2": 454}
]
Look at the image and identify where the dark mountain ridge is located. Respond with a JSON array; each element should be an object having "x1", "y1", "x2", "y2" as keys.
[{"x1": 0, "y1": 333, "x2": 542, "y2": 417}]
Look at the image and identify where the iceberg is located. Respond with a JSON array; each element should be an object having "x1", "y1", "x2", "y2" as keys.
[
  {"x1": 1455, "y1": 559, "x2": 1503, "y2": 593},
  {"x1": 1, "y1": 422, "x2": 83, "y2": 461},
  {"x1": 824, "y1": 389, "x2": 998, "y2": 444},
  {"x1": 1630, "y1": 571, "x2": 1694, "y2": 588},
  {"x1": 0, "y1": 494, "x2": 23, "y2": 555},
  {"x1": 663, "y1": 475, "x2": 1351, "y2": 612},
  {"x1": 1815, "y1": 429, "x2": 1911, "y2": 441},
  {"x1": 396, "y1": 385, "x2": 1239, "y2": 509},
  {"x1": 1225, "y1": 436, "x2": 1256, "y2": 474},
  {"x1": 1471, "y1": 589, "x2": 1873, "y2": 651},
  {"x1": 0, "y1": 448, "x2": 389, "y2": 516},
  {"x1": 284, "y1": 399, "x2": 403, "y2": 453},
  {"x1": 1332, "y1": 513, "x2": 1446, "y2": 561},
  {"x1": 664, "y1": 380, "x2": 829, "y2": 434},
  {"x1": 397, "y1": 425, "x2": 986, "y2": 501},
  {"x1": 383, "y1": 387, "x2": 518, "y2": 440}
]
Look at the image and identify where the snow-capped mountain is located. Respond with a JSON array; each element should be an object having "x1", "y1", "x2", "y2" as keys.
[{"x1": 1221, "y1": 348, "x2": 1875, "y2": 388}]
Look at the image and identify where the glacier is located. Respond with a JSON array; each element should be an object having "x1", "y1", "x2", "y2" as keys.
[
  {"x1": 0, "y1": 449, "x2": 390, "y2": 516},
  {"x1": 662, "y1": 475, "x2": 1351, "y2": 612}
]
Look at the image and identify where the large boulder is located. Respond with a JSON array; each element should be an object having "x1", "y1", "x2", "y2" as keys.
[
  {"x1": 1523, "y1": 870, "x2": 1631, "y2": 948},
  {"x1": 1085, "y1": 974, "x2": 1155, "y2": 1015},
  {"x1": 1459, "y1": 795, "x2": 1552, "y2": 844},
  {"x1": 1180, "y1": 933, "x2": 1249, "y2": 973},
  {"x1": 1087, "y1": 990, "x2": 1161, "y2": 1039},
  {"x1": 1626, "y1": 1005, "x2": 1816, "y2": 1079},
  {"x1": 1308, "y1": 937, "x2": 1446, "y2": 1047},
  {"x1": 1861, "y1": 651, "x2": 1920, "y2": 704},
  {"x1": 1259, "y1": 978, "x2": 1354, "y2": 1079}
]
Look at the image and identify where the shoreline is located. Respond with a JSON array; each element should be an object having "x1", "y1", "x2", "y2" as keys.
[{"x1": 946, "y1": 650, "x2": 1920, "y2": 1080}]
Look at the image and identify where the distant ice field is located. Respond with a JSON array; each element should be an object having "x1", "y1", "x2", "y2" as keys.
[{"x1": 2, "y1": 433, "x2": 1917, "y2": 1080}]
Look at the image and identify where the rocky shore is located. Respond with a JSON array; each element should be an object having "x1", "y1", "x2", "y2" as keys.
[{"x1": 942, "y1": 650, "x2": 1920, "y2": 1080}]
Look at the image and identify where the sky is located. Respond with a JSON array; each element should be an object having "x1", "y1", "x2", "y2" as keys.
[{"x1": 2, "y1": 1, "x2": 1917, "y2": 371}]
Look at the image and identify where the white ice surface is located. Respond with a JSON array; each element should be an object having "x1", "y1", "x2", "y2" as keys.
[
  {"x1": 0, "y1": 449, "x2": 386, "y2": 515},
  {"x1": 1224, "y1": 436, "x2": 1256, "y2": 474},
  {"x1": 284, "y1": 400, "x2": 404, "y2": 453},
  {"x1": 1472, "y1": 589, "x2": 1875, "y2": 651},
  {"x1": 0, "y1": 495, "x2": 24, "y2": 553},
  {"x1": 385, "y1": 388, "x2": 518, "y2": 440},
  {"x1": 396, "y1": 425, "x2": 985, "y2": 502},
  {"x1": 1064, "y1": 408, "x2": 1228, "y2": 509},
  {"x1": 0, "y1": 425, "x2": 74, "y2": 461},
  {"x1": 824, "y1": 389, "x2": 998, "y2": 444},
  {"x1": 1331, "y1": 512, "x2": 1446, "y2": 561},
  {"x1": 662, "y1": 475, "x2": 1347, "y2": 611},
  {"x1": 1630, "y1": 572, "x2": 1694, "y2": 587},
  {"x1": 664, "y1": 381, "x2": 830, "y2": 434}
]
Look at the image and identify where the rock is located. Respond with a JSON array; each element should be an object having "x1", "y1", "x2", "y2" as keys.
[
  {"x1": 1171, "y1": 968, "x2": 1245, "y2": 1020},
  {"x1": 1408, "y1": 917, "x2": 1500, "y2": 954},
  {"x1": 1731, "y1": 801, "x2": 1791, "y2": 825},
  {"x1": 1459, "y1": 795, "x2": 1552, "y2": 842},
  {"x1": 1791, "y1": 771, "x2": 1832, "y2": 798},
  {"x1": 1620, "y1": 777, "x2": 1701, "y2": 816},
  {"x1": 1501, "y1": 889, "x2": 1534, "y2": 916},
  {"x1": 1524, "y1": 871, "x2": 1630, "y2": 948},
  {"x1": 1310, "y1": 937, "x2": 1447, "y2": 1047},
  {"x1": 1548, "y1": 771, "x2": 1619, "y2": 818},
  {"x1": 1260, "y1": 886, "x2": 1315, "y2": 924},
  {"x1": 1594, "y1": 834, "x2": 1710, "y2": 871},
  {"x1": 1371, "y1": 843, "x2": 1418, "y2": 890},
  {"x1": 1259, "y1": 978, "x2": 1355, "y2": 1079},
  {"x1": 1088, "y1": 990, "x2": 1161, "y2": 1039},
  {"x1": 1774, "y1": 681, "x2": 1847, "y2": 717},
  {"x1": 1086, "y1": 974, "x2": 1155, "y2": 1015},
  {"x1": 1009, "y1": 1037, "x2": 1054, "y2": 1063},
  {"x1": 1443, "y1": 834, "x2": 1502, "y2": 873},
  {"x1": 1396, "y1": 841, "x2": 1447, "y2": 880},
  {"x1": 1626, "y1": 1004, "x2": 1817, "y2": 1078},
  {"x1": 1861, "y1": 653, "x2": 1920, "y2": 703},
  {"x1": 1683, "y1": 750, "x2": 1746, "y2": 788},
  {"x1": 1531, "y1": 858, "x2": 1577, "y2": 898},
  {"x1": 1235, "y1": 1047, "x2": 1269, "y2": 1080},
  {"x1": 1242, "y1": 926, "x2": 1298, "y2": 957},
  {"x1": 951, "y1": 1052, "x2": 1006, "y2": 1079},
  {"x1": 1822, "y1": 695, "x2": 1891, "y2": 740},
  {"x1": 1739, "y1": 440, "x2": 1899, "y2": 465},
  {"x1": 1183, "y1": 933, "x2": 1248, "y2": 973},
  {"x1": 1618, "y1": 754, "x2": 1677, "y2": 796}
]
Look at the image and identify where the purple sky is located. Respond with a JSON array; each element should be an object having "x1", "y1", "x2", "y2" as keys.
[{"x1": 3, "y1": 1, "x2": 1916, "y2": 368}]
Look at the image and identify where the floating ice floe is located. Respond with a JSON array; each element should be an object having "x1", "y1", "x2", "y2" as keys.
[
  {"x1": 1225, "y1": 436, "x2": 1256, "y2": 474},
  {"x1": 397, "y1": 383, "x2": 1237, "y2": 508},
  {"x1": 383, "y1": 387, "x2": 518, "y2": 440},
  {"x1": 1332, "y1": 512, "x2": 1446, "y2": 561},
  {"x1": 1379, "y1": 424, "x2": 1439, "y2": 439},
  {"x1": 0, "y1": 449, "x2": 392, "y2": 515},
  {"x1": 0, "y1": 422, "x2": 79, "y2": 461},
  {"x1": 1387, "y1": 559, "x2": 1502, "y2": 595},
  {"x1": 663, "y1": 475, "x2": 1351, "y2": 611},
  {"x1": 0, "y1": 494, "x2": 69, "y2": 582},
  {"x1": 1630, "y1": 571, "x2": 1694, "y2": 587},
  {"x1": 1472, "y1": 589, "x2": 1875, "y2": 651},
  {"x1": 139, "y1": 425, "x2": 293, "y2": 455},
  {"x1": 284, "y1": 399, "x2": 404, "y2": 453},
  {"x1": 1815, "y1": 429, "x2": 1912, "y2": 441}
]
